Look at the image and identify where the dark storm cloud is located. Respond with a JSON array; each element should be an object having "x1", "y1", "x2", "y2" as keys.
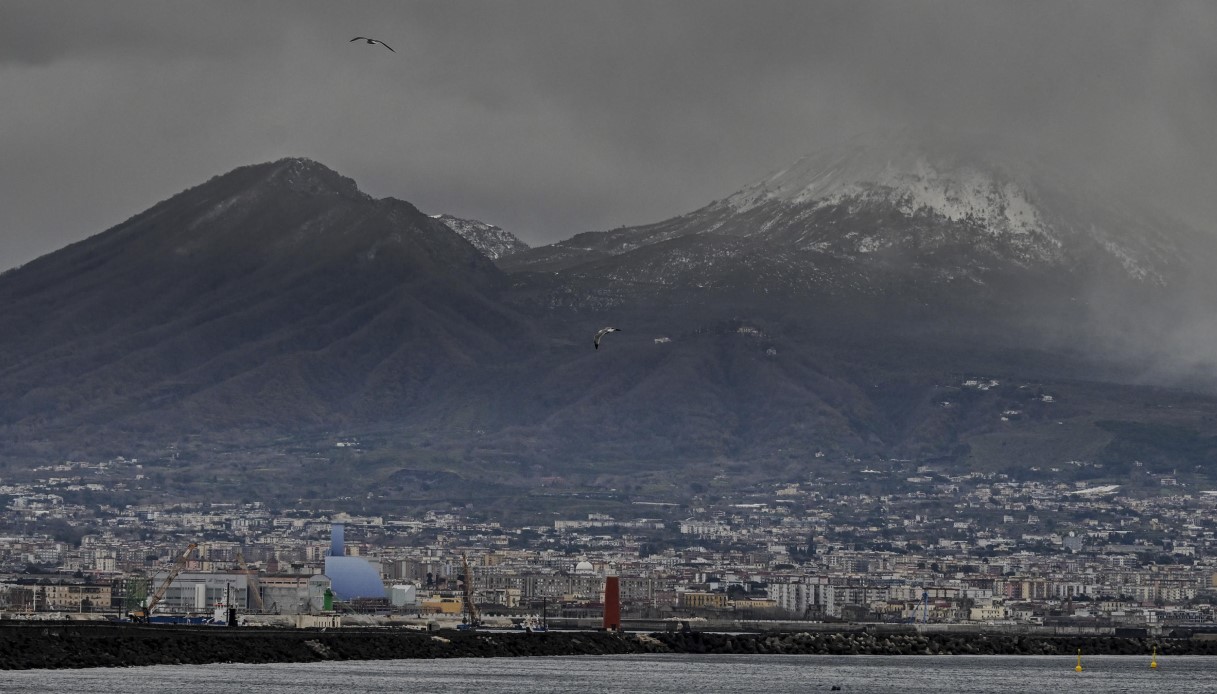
[{"x1": 2, "y1": 0, "x2": 1215, "y2": 271}]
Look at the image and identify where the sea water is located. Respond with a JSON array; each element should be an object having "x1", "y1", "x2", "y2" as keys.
[{"x1": 0, "y1": 653, "x2": 1208, "y2": 693}]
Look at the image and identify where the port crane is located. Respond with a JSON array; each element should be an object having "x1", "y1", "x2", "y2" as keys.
[
  {"x1": 459, "y1": 553, "x2": 480, "y2": 629},
  {"x1": 234, "y1": 551, "x2": 265, "y2": 613},
  {"x1": 129, "y1": 542, "x2": 197, "y2": 622}
]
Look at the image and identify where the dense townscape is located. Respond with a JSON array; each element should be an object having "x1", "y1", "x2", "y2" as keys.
[{"x1": 5, "y1": 451, "x2": 1217, "y2": 633}]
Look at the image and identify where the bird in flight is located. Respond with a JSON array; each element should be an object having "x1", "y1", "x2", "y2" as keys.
[
  {"x1": 350, "y1": 37, "x2": 395, "y2": 52},
  {"x1": 594, "y1": 327, "x2": 621, "y2": 350}
]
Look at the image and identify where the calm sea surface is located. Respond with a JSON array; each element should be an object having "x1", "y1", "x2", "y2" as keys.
[{"x1": 0, "y1": 654, "x2": 1207, "y2": 693}]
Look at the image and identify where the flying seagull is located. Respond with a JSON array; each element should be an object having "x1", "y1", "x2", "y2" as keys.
[
  {"x1": 350, "y1": 36, "x2": 395, "y2": 52},
  {"x1": 594, "y1": 327, "x2": 620, "y2": 350}
]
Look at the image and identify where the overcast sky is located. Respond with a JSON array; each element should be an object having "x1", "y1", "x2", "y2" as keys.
[{"x1": 2, "y1": 0, "x2": 1215, "y2": 271}]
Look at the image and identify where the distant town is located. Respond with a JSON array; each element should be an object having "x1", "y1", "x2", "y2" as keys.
[{"x1": 4, "y1": 451, "x2": 1217, "y2": 634}]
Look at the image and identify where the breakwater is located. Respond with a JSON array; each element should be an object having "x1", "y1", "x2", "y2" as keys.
[
  {"x1": 650, "y1": 630, "x2": 1217, "y2": 657},
  {"x1": 4, "y1": 623, "x2": 1217, "y2": 670}
]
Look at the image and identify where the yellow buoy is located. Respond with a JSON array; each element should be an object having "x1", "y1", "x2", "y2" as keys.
[
  {"x1": 1076, "y1": 649, "x2": 1083, "y2": 672},
  {"x1": 1150, "y1": 645, "x2": 1158, "y2": 669}
]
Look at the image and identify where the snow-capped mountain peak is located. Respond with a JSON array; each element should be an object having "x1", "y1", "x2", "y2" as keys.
[
  {"x1": 707, "y1": 135, "x2": 1197, "y2": 283},
  {"x1": 730, "y1": 148, "x2": 1043, "y2": 234},
  {"x1": 502, "y1": 132, "x2": 1211, "y2": 292},
  {"x1": 724, "y1": 149, "x2": 1057, "y2": 270}
]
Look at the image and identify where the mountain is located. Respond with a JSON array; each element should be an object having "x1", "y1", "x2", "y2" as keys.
[
  {"x1": 3, "y1": 146, "x2": 1217, "y2": 513},
  {"x1": 432, "y1": 214, "x2": 529, "y2": 260},
  {"x1": 483, "y1": 134, "x2": 1217, "y2": 507},
  {"x1": 502, "y1": 133, "x2": 1217, "y2": 381},
  {"x1": 0, "y1": 158, "x2": 531, "y2": 456}
]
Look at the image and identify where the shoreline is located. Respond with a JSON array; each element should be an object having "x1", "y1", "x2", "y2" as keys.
[{"x1": 3, "y1": 623, "x2": 1215, "y2": 670}]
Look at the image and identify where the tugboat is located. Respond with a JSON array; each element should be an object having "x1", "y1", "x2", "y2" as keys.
[{"x1": 516, "y1": 615, "x2": 548, "y2": 633}]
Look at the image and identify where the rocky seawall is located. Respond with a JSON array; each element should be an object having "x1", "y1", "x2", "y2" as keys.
[
  {"x1": 4, "y1": 623, "x2": 1217, "y2": 670},
  {"x1": 649, "y1": 631, "x2": 1217, "y2": 657}
]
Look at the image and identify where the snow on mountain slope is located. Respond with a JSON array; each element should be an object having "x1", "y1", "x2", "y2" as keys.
[{"x1": 433, "y1": 214, "x2": 530, "y2": 260}]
